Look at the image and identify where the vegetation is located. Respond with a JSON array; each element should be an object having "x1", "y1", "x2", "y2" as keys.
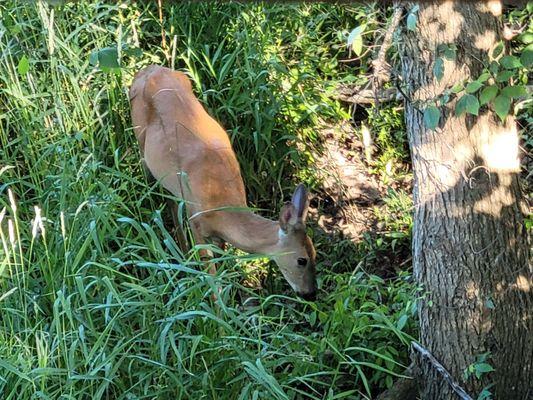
[{"x1": 0, "y1": 1, "x2": 529, "y2": 399}]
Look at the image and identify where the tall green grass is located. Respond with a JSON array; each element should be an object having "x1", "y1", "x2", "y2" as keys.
[{"x1": 1, "y1": 1, "x2": 418, "y2": 398}]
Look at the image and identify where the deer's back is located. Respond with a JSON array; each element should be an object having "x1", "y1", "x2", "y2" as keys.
[{"x1": 130, "y1": 65, "x2": 247, "y2": 215}]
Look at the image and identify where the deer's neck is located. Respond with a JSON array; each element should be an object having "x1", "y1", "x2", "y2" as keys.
[{"x1": 212, "y1": 211, "x2": 280, "y2": 254}]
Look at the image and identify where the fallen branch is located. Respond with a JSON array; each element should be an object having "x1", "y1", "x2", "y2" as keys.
[
  {"x1": 335, "y1": 86, "x2": 400, "y2": 105},
  {"x1": 412, "y1": 342, "x2": 474, "y2": 400},
  {"x1": 372, "y1": 2, "x2": 403, "y2": 88},
  {"x1": 335, "y1": 4, "x2": 404, "y2": 107}
]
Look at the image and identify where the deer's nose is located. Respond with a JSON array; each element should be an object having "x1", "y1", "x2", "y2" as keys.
[{"x1": 299, "y1": 291, "x2": 316, "y2": 301}]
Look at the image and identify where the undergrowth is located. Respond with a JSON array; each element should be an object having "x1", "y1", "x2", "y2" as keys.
[{"x1": 0, "y1": 2, "x2": 421, "y2": 399}]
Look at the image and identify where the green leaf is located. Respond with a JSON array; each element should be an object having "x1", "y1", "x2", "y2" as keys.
[
  {"x1": 436, "y1": 44, "x2": 448, "y2": 54},
  {"x1": 443, "y1": 47, "x2": 456, "y2": 61},
  {"x1": 479, "y1": 85, "x2": 498, "y2": 105},
  {"x1": 17, "y1": 55, "x2": 29, "y2": 75},
  {"x1": 352, "y1": 36, "x2": 363, "y2": 56},
  {"x1": 477, "y1": 388, "x2": 493, "y2": 400},
  {"x1": 451, "y1": 82, "x2": 464, "y2": 94},
  {"x1": 98, "y1": 47, "x2": 120, "y2": 69},
  {"x1": 520, "y1": 43, "x2": 533, "y2": 67},
  {"x1": 477, "y1": 72, "x2": 490, "y2": 83},
  {"x1": 496, "y1": 70, "x2": 513, "y2": 82},
  {"x1": 433, "y1": 57, "x2": 444, "y2": 82},
  {"x1": 493, "y1": 95, "x2": 511, "y2": 121},
  {"x1": 407, "y1": 13, "x2": 417, "y2": 31},
  {"x1": 90, "y1": 47, "x2": 120, "y2": 71},
  {"x1": 347, "y1": 25, "x2": 365, "y2": 56},
  {"x1": 474, "y1": 363, "x2": 495, "y2": 375},
  {"x1": 500, "y1": 85, "x2": 527, "y2": 99},
  {"x1": 89, "y1": 51, "x2": 98, "y2": 66},
  {"x1": 386, "y1": 375, "x2": 393, "y2": 389},
  {"x1": 455, "y1": 94, "x2": 479, "y2": 117},
  {"x1": 465, "y1": 81, "x2": 483, "y2": 94},
  {"x1": 500, "y1": 55, "x2": 521, "y2": 69},
  {"x1": 439, "y1": 93, "x2": 450, "y2": 106},
  {"x1": 423, "y1": 105, "x2": 441, "y2": 130},
  {"x1": 489, "y1": 60, "x2": 499, "y2": 75},
  {"x1": 492, "y1": 42, "x2": 504, "y2": 59},
  {"x1": 396, "y1": 314, "x2": 408, "y2": 330},
  {"x1": 519, "y1": 32, "x2": 533, "y2": 44},
  {"x1": 309, "y1": 311, "x2": 317, "y2": 326},
  {"x1": 123, "y1": 47, "x2": 143, "y2": 58}
]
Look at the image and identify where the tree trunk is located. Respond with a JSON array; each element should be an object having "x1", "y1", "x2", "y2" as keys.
[{"x1": 401, "y1": 2, "x2": 532, "y2": 399}]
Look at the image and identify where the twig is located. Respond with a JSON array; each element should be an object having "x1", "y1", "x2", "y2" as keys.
[
  {"x1": 411, "y1": 342, "x2": 474, "y2": 400},
  {"x1": 171, "y1": 34, "x2": 177, "y2": 70},
  {"x1": 372, "y1": 2, "x2": 403, "y2": 88},
  {"x1": 157, "y1": 0, "x2": 168, "y2": 60}
]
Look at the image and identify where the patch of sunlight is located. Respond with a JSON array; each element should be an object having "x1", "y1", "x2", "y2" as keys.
[
  {"x1": 473, "y1": 175, "x2": 515, "y2": 216},
  {"x1": 513, "y1": 275, "x2": 531, "y2": 293},
  {"x1": 480, "y1": 126, "x2": 520, "y2": 172}
]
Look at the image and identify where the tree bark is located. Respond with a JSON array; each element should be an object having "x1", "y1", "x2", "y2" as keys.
[{"x1": 400, "y1": 2, "x2": 532, "y2": 399}]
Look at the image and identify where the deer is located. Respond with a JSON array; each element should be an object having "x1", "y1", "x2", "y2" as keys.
[{"x1": 129, "y1": 65, "x2": 317, "y2": 300}]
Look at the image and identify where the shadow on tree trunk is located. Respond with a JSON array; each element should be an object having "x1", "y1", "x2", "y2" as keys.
[{"x1": 399, "y1": 2, "x2": 532, "y2": 399}]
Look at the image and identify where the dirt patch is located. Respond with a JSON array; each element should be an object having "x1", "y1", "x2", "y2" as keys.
[
  {"x1": 307, "y1": 120, "x2": 387, "y2": 241},
  {"x1": 306, "y1": 118, "x2": 414, "y2": 278}
]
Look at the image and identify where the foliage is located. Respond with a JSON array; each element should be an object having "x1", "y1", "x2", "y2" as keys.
[
  {"x1": 464, "y1": 353, "x2": 496, "y2": 400},
  {"x1": 420, "y1": 4, "x2": 532, "y2": 130},
  {"x1": 0, "y1": 1, "x2": 418, "y2": 399}
]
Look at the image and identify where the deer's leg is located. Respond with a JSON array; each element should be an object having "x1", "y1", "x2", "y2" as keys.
[
  {"x1": 190, "y1": 221, "x2": 216, "y2": 275},
  {"x1": 167, "y1": 199, "x2": 189, "y2": 254},
  {"x1": 190, "y1": 222, "x2": 220, "y2": 301},
  {"x1": 212, "y1": 237, "x2": 226, "y2": 252}
]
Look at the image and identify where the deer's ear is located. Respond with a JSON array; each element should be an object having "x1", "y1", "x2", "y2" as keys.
[
  {"x1": 291, "y1": 184, "x2": 309, "y2": 222},
  {"x1": 279, "y1": 202, "x2": 296, "y2": 232}
]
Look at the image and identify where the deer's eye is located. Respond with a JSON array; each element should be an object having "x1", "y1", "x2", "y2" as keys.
[{"x1": 297, "y1": 258, "x2": 307, "y2": 267}]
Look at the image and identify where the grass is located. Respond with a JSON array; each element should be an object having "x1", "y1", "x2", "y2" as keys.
[{"x1": 1, "y1": 1, "x2": 419, "y2": 399}]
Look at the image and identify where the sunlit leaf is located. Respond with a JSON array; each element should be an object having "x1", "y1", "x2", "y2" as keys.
[
  {"x1": 17, "y1": 55, "x2": 29, "y2": 75},
  {"x1": 465, "y1": 81, "x2": 483, "y2": 94},
  {"x1": 347, "y1": 25, "x2": 365, "y2": 56},
  {"x1": 519, "y1": 32, "x2": 533, "y2": 44},
  {"x1": 477, "y1": 72, "x2": 490, "y2": 83},
  {"x1": 500, "y1": 85, "x2": 527, "y2": 99},
  {"x1": 451, "y1": 82, "x2": 464, "y2": 94},
  {"x1": 407, "y1": 13, "x2": 417, "y2": 31}
]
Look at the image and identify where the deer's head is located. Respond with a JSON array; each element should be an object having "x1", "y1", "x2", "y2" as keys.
[{"x1": 273, "y1": 184, "x2": 317, "y2": 300}]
